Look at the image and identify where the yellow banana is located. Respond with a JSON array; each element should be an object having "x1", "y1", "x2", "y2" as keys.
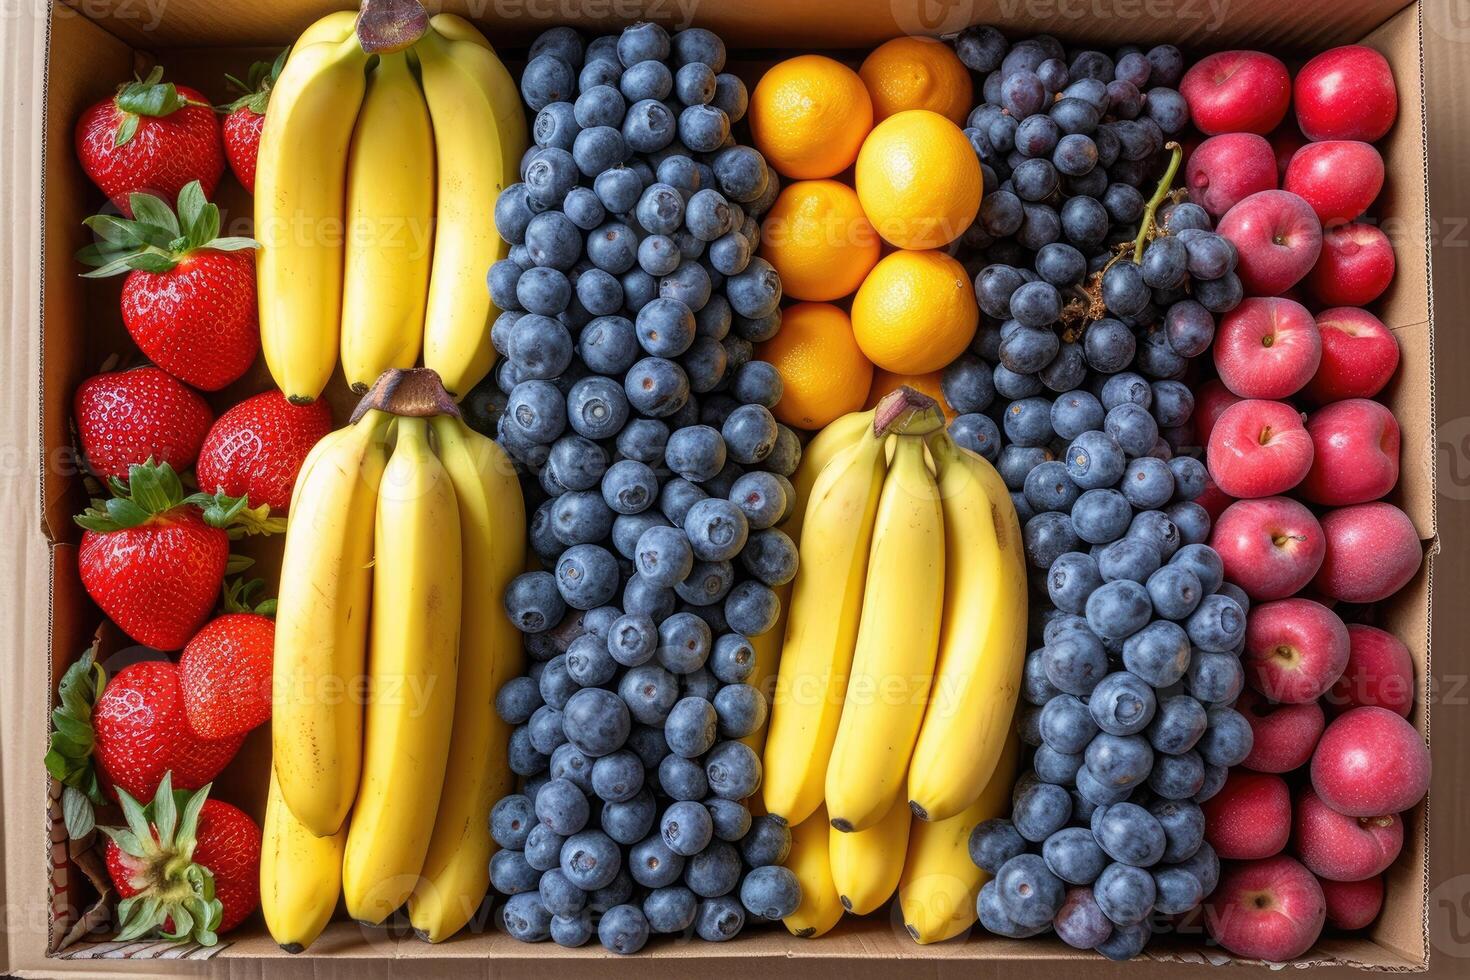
[
  {"x1": 825, "y1": 435, "x2": 946, "y2": 833},
  {"x1": 255, "y1": 30, "x2": 370, "y2": 403},
  {"x1": 272, "y1": 412, "x2": 390, "y2": 836},
  {"x1": 343, "y1": 417, "x2": 464, "y2": 924},
  {"x1": 261, "y1": 769, "x2": 347, "y2": 953},
  {"x1": 907, "y1": 433, "x2": 1028, "y2": 822},
  {"x1": 829, "y1": 796, "x2": 911, "y2": 916},
  {"x1": 761, "y1": 429, "x2": 889, "y2": 827},
  {"x1": 408, "y1": 416, "x2": 526, "y2": 942},
  {"x1": 741, "y1": 409, "x2": 875, "y2": 782},
  {"x1": 415, "y1": 28, "x2": 527, "y2": 398},
  {"x1": 341, "y1": 50, "x2": 434, "y2": 392},
  {"x1": 294, "y1": 9, "x2": 358, "y2": 49},
  {"x1": 782, "y1": 804, "x2": 844, "y2": 939},
  {"x1": 426, "y1": 12, "x2": 491, "y2": 48},
  {"x1": 898, "y1": 735, "x2": 1019, "y2": 944}
]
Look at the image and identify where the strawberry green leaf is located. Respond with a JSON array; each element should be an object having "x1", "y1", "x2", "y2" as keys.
[
  {"x1": 119, "y1": 252, "x2": 179, "y2": 275},
  {"x1": 114, "y1": 66, "x2": 195, "y2": 119},
  {"x1": 225, "y1": 554, "x2": 256, "y2": 576},
  {"x1": 206, "y1": 237, "x2": 261, "y2": 252},
  {"x1": 62, "y1": 785, "x2": 96, "y2": 839},
  {"x1": 221, "y1": 49, "x2": 287, "y2": 115},
  {"x1": 114, "y1": 114, "x2": 140, "y2": 147},
  {"x1": 74, "y1": 460, "x2": 194, "y2": 532},
  {"x1": 83, "y1": 214, "x2": 148, "y2": 248},
  {"x1": 128, "y1": 192, "x2": 180, "y2": 239},
  {"x1": 189, "y1": 491, "x2": 286, "y2": 537},
  {"x1": 221, "y1": 576, "x2": 277, "y2": 617},
  {"x1": 45, "y1": 650, "x2": 108, "y2": 837}
]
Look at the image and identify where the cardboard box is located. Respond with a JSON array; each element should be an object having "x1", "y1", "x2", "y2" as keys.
[{"x1": 6, "y1": 0, "x2": 1441, "y2": 973}]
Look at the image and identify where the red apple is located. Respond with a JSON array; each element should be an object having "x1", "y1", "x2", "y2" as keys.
[
  {"x1": 1311, "y1": 706, "x2": 1430, "y2": 818},
  {"x1": 1320, "y1": 875, "x2": 1384, "y2": 931},
  {"x1": 1307, "y1": 222, "x2": 1394, "y2": 306},
  {"x1": 1293, "y1": 786, "x2": 1403, "y2": 883},
  {"x1": 1283, "y1": 141, "x2": 1384, "y2": 226},
  {"x1": 1206, "y1": 855, "x2": 1326, "y2": 962},
  {"x1": 1197, "y1": 477, "x2": 1235, "y2": 525},
  {"x1": 1210, "y1": 497, "x2": 1325, "y2": 601},
  {"x1": 1294, "y1": 45, "x2": 1398, "y2": 143},
  {"x1": 1326, "y1": 624, "x2": 1415, "y2": 717},
  {"x1": 1312, "y1": 502, "x2": 1421, "y2": 603},
  {"x1": 1243, "y1": 597, "x2": 1350, "y2": 704},
  {"x1": 1217, "y1": 190, "x2": 1324, "y2": 296},
  {"x1": 1306, "y1": 308, "x2": 1400, "y2": 403},
  {"x1": 1213, "y1": 298, "x2": 1321, "y2": 400},
  {"x1": 1300, "y1": 399, "x2": 1400, "y2": 506},
  {"x1": 1180, "y1": 51, "x2": 1292, "y2": 135},
  {"x1": 1187, "y1": 134, "x2": 1279, "y2": 219},
  {"x1": 1237, "y1": 687, "x2": 1325, "y2": 774},
  {"x1": 1202, "y1": 771, "x2": 1292, "y2": 860},
  {"x1": 1270, "y1": 125, "x2": 1309, "y2": 182},
  {"x1": 1207, "y1": 399, "x2": 1314, "y2": 499},
  {"x1": 1195, "y1": 378, "x2": 1243, "y2": 448}
]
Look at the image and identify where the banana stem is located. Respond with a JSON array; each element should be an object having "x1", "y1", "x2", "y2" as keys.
[
  {"x1": 356, "y1": 0, "x2": 428, "y2": 53},
  {"x1": 1132, "y1": 141, "x2": 1185, "y2": 264},
  {"x1": 350, "y1": 367, "x2": 461, "y2": 423},
  {"x1": 875, "y1": 387, "x2": 944, "y2": 438}
]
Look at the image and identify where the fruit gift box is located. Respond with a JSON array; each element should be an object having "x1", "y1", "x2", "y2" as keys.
[{"x1": 14, "y1": 0, "x2": 1437, "y2": 973}]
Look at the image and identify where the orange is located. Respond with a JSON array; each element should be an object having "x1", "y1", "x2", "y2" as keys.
[
  {"x1": 759, "y1": 180, "x2": 880, "y2": 302},
  {"x1": 864, "y1": 369, "x2": 956, "y2": 421},
  {"x1": 758, "y1": 302, "x2": 874, "y2": 431},
  {"x1": 855, "y1": 109, "x2": 982, "y2": 250},
  {"x1": 851, "y1": 250, "x2": 977, "y2": 375},
  {"x1": 859, "y1": 36, "x2": 973, "y2": 125},
  {"x1": 749, "y1": 55, "x2": 873, "y2": 180}
]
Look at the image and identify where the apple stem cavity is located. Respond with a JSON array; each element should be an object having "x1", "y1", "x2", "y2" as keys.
[{"x1": 1133, "y1": 141, "x2": 1186, "y2": 263}]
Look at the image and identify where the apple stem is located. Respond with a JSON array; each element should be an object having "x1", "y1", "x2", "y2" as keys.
[{"x1": 1132, "y1": 141, "x2": 1185, "y2": 264}]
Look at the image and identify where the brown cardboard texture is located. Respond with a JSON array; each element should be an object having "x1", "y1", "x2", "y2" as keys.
[{"x1": 18, "y1": 0, "x2": 1436, "y2": 972}]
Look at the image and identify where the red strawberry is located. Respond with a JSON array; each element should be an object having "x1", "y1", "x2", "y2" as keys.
[
  {"x1": 220, "y1": 52, "x2": 285, "y2": 193},
  {"x1": 78, "y1": 182, "x2": 260, "y2": 391},
  {"x1": 75, "y1": 367, "x2": 214, "y2": 480},
  {"x1": 179, "y1": 580, "x2": 276, "y2": 740},
  {"x1": 196, "y1": 392, "x2": 334, "y2": 512},
  {"x1": 90, "y1": 661, "x2": 243, "y2": 803},
  {"x1": 103, "y1": 775, "x2": 261, "y2": 943},
  {"x1": 75, "y1": 460, "x2": 282, "y2": 650},
  {"x1": 75, "y1": 67, "x2": 224, "y2": 217}
]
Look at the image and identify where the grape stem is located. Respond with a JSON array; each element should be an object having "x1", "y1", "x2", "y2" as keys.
[{"x1": 1132, "y1": 141, "x2": 1185, "y2": 264}]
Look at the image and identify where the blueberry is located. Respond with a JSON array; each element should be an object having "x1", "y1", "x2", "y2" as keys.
[
  {"x1": 707, "y1": 683, "x2": 765, "y2": 740},
  {"x1": 740, "y1": 865, "x2": 801, "y2": 921},
  {"x1": 951, "y1": 413, "x2": 1003, "y2": 461},
  {"x1": 1094, "y1": 862, "x2": 1155, "y2": 926},
  {"x1": 618, "y1": 664, "x2": 679, "y2": 726},
  {"x1": 664, "y1": 696, "x2": 718, "y2": 760},
  {"x1": 528, "y1": 704, "x2": 568, "y2": 755},
  {"x1": 1145, "y1": 563, "x2": 1203, "y2": 623},
  {"x1": 577, "y1": 315, "x2": 638, "y2": 375},
  {"x1": 618, "y1": 21, "x2": 670, "y2": 66},
  {"x1": 1128, "y1": 509, "x2": 1181, "y2": 561},
  {"x1": 522, "y1": 53, "x2": 576, "y2": 112},
  {"x1": 644, "y1": 885, "x2": 699, "y2": 934},
  {"x1": 1046, "y1": 552, "x2": 1103, "y2": 617},
  {"x1": 657, "y1": 612, "x2": 713, "y2": 674},
  {"x1": 507, "y1": 313, "x2": 574, "y2": 380},
  {"x1": 586, "y1": 220, "x2": 639, "y2": 274},
  {"x1": 1064, "y1": 430, "x2": 1126, "y2": 490},
  {"x1": 660, "y1": 259, "x2": 713, "y2": 310},
  {"x1": 658, "y1": 799, "x2": 714, "y2": 858},
  {"x1": 1148, "y1": 748, "x2": 1206, "y2": 800},
  {"x1": 562, "y1": 688, "x2": 631, "y2": 758},
  {"x1": 625, "y1": 357, "x2": 691, "y2": 417},
  {"x1": 593, "y1": 166, "x2": 643, "y2": 214},
  {"x1": 1044, "y1": 827, "x2": 1109, "y2": 885},
  {"x1": 524, "y1": 824, "x2": 567, "y2": 874},
  {"x1": 659, "y1": 752, "x2": 709, "y2": 801},
  {"x1": 490, "y1": 793, "x2": 535, "y2": 849},
  {"x1": 566, "y1": 631, "x2": 618, "y2": 687},
  {"x1": 726, "y1": 257, "x2": 781, "y2": 318},
  {"x1": 968, "y1": 818, "x2": 1026, "y2": 874},
  {"x1": 549, "y1": 742, "x2": 594, "y2": 793},
  {"x1": 502, "y1": 890, "x2": 554, "y2": 943},
  {"x1": 1013, "y1": 781, "x2": 1072, "y2": 842},
  {"x1": 1119, "y1": 621, "x2": 1191, "y2": 689},
  {"x1": 539, "y1": 867, "x2": 588, "y2": 920},
  {"x1": 1024, "y1": 512, "x2": 1079, "y2": 570},
  {"x1": 1085, "y1": 733, "x2": 1154, "y2": 792},
  {"x1": 496, "y1": 676, "x2": 543, "y2": 726},
  {"x1": 539, "y1": 656, "x2": 578, "y2": 710},
  {"x1": 630, "y1": 832, "x2": 686, "y2": 888},
  {"x1": 1034, "y1": 743, "x2": 1084, "y2": 785},
  {"x1": 1043, "y1": 627, "x2": 1108, "y2": 695},
  {"x1": 977, "y1": 878, "x2": 1049, "y2": 938},
  {"x1": 1039, "y1": 693, "x2": 1099, "y2": 754},
  {"x1": 683, "y1": 497, "x2": 748, "y2": 562},
  {"x1": 740, "y1": 528, "x2": 798, "y2": 589},
  {"x1": 996, "y1": 853, "x2": 1065, "y2": 929},
  {"x1": 602, "y1": 787, "x2": 658, "y2": 845},
  {"x1": 573, "y1": 83, "x2": 625, "y2": 128},
  {"x1": 1097, "y1": 536, "x2": 1162, "y2": 585},
  {"x1": 704, "y1": 740, "x2": 761, "y2": 800},
  {"x1": 710, "y1": 72, "x2": 750, "y2": 125},
  {"x1": 723, "y1": 580, "x2": 778, "y2": 636},
  {"x1": 1089, "y1": 671, "x2": 1157, "y2": 736},
  {"x1": 1075, "y1": 763, "x2": 1130, "y2": 806},
  {"x1": 1085, "y1": 579, "x2": 1153, "y2": 641},
  {"x1": 580, "y1": 53, "x2": 623, "y2": 93},
  {"x1": 1197, "y1": 707, "x2": 1253, "y2": 768},
  {"x1": 1184, "y1": 593, "x2": 1246, "y2": 653},
  {"x1": 505, "y1": 571, "x2": 566, "y2": 633},
  {"x1": 1092, "y1": 801, "x2": 1167, "y2": 868}
]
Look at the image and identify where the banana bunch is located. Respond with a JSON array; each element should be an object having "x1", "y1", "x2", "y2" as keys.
[
  {"x1": 255, "y1": 5, "x2": 526, "y2": 404},
  {"x1": 764, "y1": 388, "x2": 1029, "y2": 942},
  {"x1": 265, "y1": 368, "x2": 525, "y2": 950}
]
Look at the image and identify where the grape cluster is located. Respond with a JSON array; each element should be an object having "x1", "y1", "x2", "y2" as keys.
[
  {"x1": 486, "y1": 23, "x2": 801, "y2": 954},
  {"x1": 944, "y1": 28, "x2": 1255, "y2": 961},
  {"x1": 942, "y1": 26, "x2": 1243, "y2": 427}
]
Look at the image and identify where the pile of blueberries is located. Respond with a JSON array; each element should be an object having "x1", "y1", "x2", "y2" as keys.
[
  {"x1": 943, "y1": 27, "x2": 1254, "y2": 960},
  {"x1": 484, "y1": 22, "x2": 802, "y2": 954}
]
